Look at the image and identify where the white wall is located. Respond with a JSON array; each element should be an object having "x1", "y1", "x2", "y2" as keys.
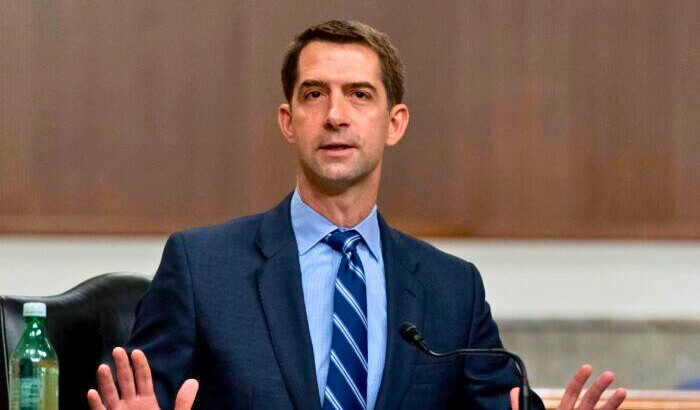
[
  {"x1": 1, "y1": 235, "x2": 166, "y2": 295},
  {"x1": 428, "y1": 239, "x2": 700, "y2": 319},
  {"x1": 2, "y1": 235, "x2": 698, "y2": 320}
]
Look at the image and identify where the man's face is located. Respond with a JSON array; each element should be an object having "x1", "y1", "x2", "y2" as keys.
[{"x1": 278, "y1": 41, "x2": 408, "y2": 192}]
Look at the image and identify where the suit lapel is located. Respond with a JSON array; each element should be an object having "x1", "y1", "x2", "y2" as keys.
[
  {"x1": 374, "y1": 215, "x2": 425, "y2": 410},
  {"x1": 255, "y1": 194, "x2": 322, "y2": 410}
]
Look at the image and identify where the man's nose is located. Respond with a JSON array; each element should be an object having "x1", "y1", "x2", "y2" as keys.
[{"x1": 324, "y1": 94, "x2": 350, "y2": 130}]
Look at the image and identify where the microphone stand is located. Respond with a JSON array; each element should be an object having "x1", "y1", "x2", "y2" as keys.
[{"x1": 399, "y1": 322, "x2": 531, "y2": 410}]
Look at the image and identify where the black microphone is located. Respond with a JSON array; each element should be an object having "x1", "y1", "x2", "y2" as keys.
[{"x1": 399, "y1": 322, "x2": 531, "y2": 410}]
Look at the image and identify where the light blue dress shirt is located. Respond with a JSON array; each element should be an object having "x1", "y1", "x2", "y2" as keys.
[{"x1": 290, "y1": 189, "x2": 387, "y2": 410}]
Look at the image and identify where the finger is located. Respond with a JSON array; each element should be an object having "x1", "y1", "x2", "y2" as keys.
[
  {"x1": 510, "y1": 387, "x2": 520, "y2": 410},
  {"x1": 131, "y1": 349, "x2": 155, "y2": 396},
  {"x1": 598, "y1": 388, "x2": 627, "y2": 410},
  {"x1": 579, "y1": 371, "x2": 615, "y2": 410},
  {"x1": 86, "y1": 389, "x2": 107, "y2": 410},
  {"x1": 558, "y1": 364, "x2": 593, "y2": 410},
  {"x1": 96, "y1": 364, "x2": 120, "y2": 407},
  {"x1": 174, "y1": 379, "x2": 199, "y2": 410},
  {"x1": 113, "y1": 347, "x2": 137, "y2": 399}
]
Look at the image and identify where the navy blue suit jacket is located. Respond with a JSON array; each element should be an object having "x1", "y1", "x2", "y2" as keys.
[{"x1": 127, "y1": 194, "x2": 544, "y2": 409}]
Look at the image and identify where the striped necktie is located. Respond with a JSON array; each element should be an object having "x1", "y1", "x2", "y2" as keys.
[{"x1": 322, "y1": 229, "x2": 368, "y2": 410}]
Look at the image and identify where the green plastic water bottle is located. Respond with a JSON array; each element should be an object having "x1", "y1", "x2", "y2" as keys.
[{"x1": 9, "y1": 302, "x2": 59, "y2": 410}]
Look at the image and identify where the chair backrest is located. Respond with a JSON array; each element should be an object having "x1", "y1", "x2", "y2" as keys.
[{"x1": 1, "y1": 272, "x2": 151, "y2": 410}]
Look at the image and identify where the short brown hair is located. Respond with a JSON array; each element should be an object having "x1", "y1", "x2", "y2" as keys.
[{"x1": 281, "y1": 20, "x2": 405, "y2": 107}]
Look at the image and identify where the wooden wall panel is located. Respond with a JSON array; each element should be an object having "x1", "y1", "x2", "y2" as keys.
[{"x1": 1, "y1": 1, "x2": 698, "y2": 237}]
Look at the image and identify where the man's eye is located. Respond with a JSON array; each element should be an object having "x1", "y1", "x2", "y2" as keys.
[
  {"x1": 354, "y1": 91, "x2": 368, "y2": 99},
  {"x1": 306, "y1": 91, "x2": 322, "y2": 99}
]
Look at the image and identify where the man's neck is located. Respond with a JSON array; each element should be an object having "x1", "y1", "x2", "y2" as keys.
[{"x1": 296, "y1": 174, "x2": 378, "y2": 228}]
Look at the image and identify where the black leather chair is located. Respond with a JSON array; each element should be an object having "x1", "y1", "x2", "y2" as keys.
[{"x1": 1, "y1": 272, "x2": 151, "y2": 409}]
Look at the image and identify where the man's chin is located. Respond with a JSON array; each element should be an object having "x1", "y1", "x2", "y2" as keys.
[
  {"x1": 304, "y1": 171, "x2": 367, "y2": 195},
  {"x1": 299, "y1": 160, "x2": 380, "y2": 192}
]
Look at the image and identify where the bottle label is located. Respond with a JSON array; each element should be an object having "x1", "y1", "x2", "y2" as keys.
[{"x1": 19, "y1": 376, "x2": 42, "y2": 408}]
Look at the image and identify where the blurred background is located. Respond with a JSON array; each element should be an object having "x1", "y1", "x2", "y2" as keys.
[{"x1": 1, "y1": 0, "x2": 699, "y2": 391}]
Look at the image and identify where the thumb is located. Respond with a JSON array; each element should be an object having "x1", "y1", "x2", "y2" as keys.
[
  {"x1": 174, "y1": 379, "x2": 199, "y2": 410},
  {"x1": 510, "y1": 387, "x2": 520, "y2": 410}
]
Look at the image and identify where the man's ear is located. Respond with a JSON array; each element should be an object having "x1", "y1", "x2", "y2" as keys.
[
  {"x1": 386, "y1": 103, "x2": 409, "y2": 146},
  {"x1": 278, "y1": 103, "x2": 295, "y2": 144}
]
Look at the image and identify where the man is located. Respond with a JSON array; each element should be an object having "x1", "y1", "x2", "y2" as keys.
[{"x1": 88, "y1": 21, "x2": 627, "y2": 409}]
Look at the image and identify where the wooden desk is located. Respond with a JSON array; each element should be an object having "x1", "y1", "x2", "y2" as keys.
[{"x1": 537, "y1": 388, "x2": 700, "y2": 409}]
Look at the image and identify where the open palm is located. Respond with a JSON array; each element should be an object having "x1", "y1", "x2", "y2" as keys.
[
  {"x1": 87, "y1": 347, "x2": 198, "y2": 410},
  {"x1": 510, "y1": 365, "x2": 626, "y2": 410}
]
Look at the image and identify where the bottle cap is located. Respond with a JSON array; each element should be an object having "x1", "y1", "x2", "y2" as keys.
[{"x1": 23, "y1": 302, "x2": 47, "y2": 317}]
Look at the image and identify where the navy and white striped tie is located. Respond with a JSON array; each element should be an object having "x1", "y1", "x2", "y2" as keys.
[{"x1": 323, "y1": 229, "x2": 368, "y2": 410}]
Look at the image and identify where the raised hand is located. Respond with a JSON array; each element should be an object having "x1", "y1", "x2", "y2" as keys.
[
  {"x1": 87, "y1": 347, "x2": 199, "y2": 410},
  {"x1": 510, "y1": 364, "x2": 627, "y2": 410}
]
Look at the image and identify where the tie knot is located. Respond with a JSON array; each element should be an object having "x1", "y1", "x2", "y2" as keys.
[{"x1": 324, "y1": 229, "x2": 362, "y2": 254}]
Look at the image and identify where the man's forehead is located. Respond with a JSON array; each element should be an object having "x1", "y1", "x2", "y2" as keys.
[{"x1": 296, "y1": 41, "x2": 382, "y2": 86}]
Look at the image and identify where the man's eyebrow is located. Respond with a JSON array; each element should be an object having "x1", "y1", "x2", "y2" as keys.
[
  {"x1": 298, "y1": 80, "x2": 378, "y2": 93},
  {"x1": 298, "y1": 80, "x2": 329, "y2": 89},
  {"x1": 344, "y1": 82, "x2": 378, "y2": 93}
]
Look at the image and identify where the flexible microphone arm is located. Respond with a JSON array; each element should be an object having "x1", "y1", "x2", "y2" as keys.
[{"x1": 399, "y1": 322, "x2": 531, "y2": 410}]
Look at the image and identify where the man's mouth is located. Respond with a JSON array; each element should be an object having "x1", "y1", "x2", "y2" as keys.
[{"x1": 319, "y1": 143, "x2": 354, "y2": 151}]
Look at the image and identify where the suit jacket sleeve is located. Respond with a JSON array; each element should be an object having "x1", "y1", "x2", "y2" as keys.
[
  {"x1": 463, "y1": 263, "x2": 545, "y2": 410},
  {"x1": 127, "y1": 233, "x2": 198, "y2": 410}
]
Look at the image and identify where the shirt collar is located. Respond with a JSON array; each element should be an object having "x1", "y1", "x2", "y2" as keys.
[{"x1": 290, "y1": 189, "x2": 382, "y2": 260}]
